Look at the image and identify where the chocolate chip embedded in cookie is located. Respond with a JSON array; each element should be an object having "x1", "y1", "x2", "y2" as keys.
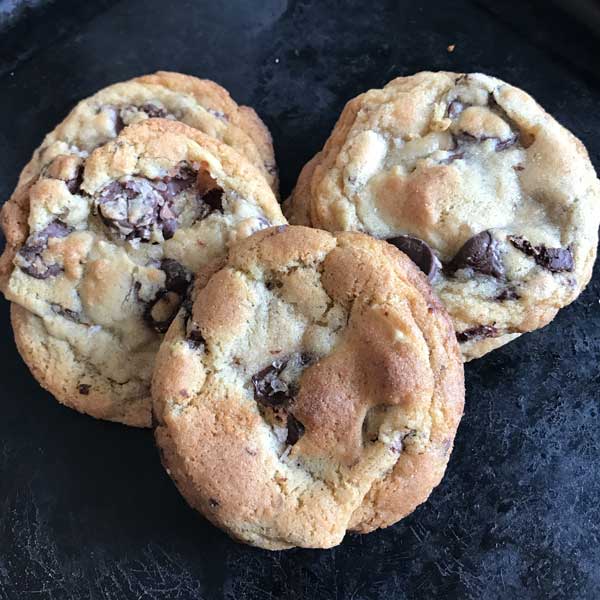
[
  {"x1": 152, "y1": 225, "x2": 464, "y2": 549},
  {"x1": 284, "y1": 72, "x2": 600, "y2": 360},
  {"x1": 1, "y1": 119, "x2": 285, "y2": 427}
]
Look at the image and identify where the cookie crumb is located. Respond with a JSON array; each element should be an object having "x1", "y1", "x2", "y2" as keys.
[{"x1": 447, "y1": 44, "x2": 455, "y2": 53}]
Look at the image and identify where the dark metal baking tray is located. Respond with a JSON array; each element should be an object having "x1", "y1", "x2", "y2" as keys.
[{"x1": 1, "y1": 1, "x2": 599, "y2": 598}]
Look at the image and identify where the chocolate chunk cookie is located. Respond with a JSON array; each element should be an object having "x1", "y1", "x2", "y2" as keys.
[
  {"x1": 284, "y1": 72, "x2": 600, "y2": 360},
  {"x1": 152, "y1": 226, "x2": 464, "y2": 549},
  {"x1": 1, "y1": 119, "x2": 285, "y2": 426},
  {"x1": 13, "y1": 71, "x2": 277, "y2": 195}
]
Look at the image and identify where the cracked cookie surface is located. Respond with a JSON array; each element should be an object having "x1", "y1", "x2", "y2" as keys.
[
  {"x1": 13, "y1": 70, "x2": 277, "y2": 195},
  {"x1": 284, "y1": 72, "x2": 600, "y2": 360},
  {"x1": 152, "y1": 225, "x2": 464, "y2": 549},
  {"x1": 1, "y1": 119, "x2": 285, "y2": 426}
]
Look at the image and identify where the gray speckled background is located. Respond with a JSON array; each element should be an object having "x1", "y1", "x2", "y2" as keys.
[{"x1": 0, "y1": 1, "x2": 599, "y2": 598}]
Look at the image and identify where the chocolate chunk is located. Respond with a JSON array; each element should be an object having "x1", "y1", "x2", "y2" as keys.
[
  {"x1": 496, "y1": 288, "x2": 520, "y2": 301},
  {"x1": 387, "y1": 235, "x2": 439, "y2": 280},
  {"x1": 456, "y1": 325, "x2": 499, "y2": 343},
  {"x1": 140, "y1": 102, "x2": 168, "y2": 118},
  {"x1": 208, "y1": 498, "x2": 220, "y2": 509},
  {"x1": 446, "y1": 230, "x2": 505, "y2": 279},
  {"x1": 252, "y1": 358, "x2": 292, "y2": 408},
  {"x1": 143, "y1": 290, "x2": 182, "y2": 333},
  {"x1": 96, "y1": 178, "x2": 163, "y2": 241},
  {"x1": 51, "y1": 303, "x2": 80, "y2": 322},
  {"x1": 17, "y1": 220, "x2": 73, "y2": 279},
  {"x1": 159, "y1": 164, "x2": 197, "y2": 199},
  {"x1": 447, "y1": 100, "x2": 465, "y2": 120},
  {"x1": 494, "y1": 134, "x2": 519, "y2": 152},
  {"x1": 251, "y1": 353, "x2": 313, "y2": 409},
  {"x1": 196, "y1": 169, "x2": 224, "y2": 215},
  {"x1": 202, "y1": 188, "x2": 224, "y2": 213},
  {"x1": 509, "y1": 236, "x2": 574, "y2": 273},
  {"x1": 78, "y1": 384, "x2": 90, "y2": 395},
  {"x1": 453, "y1": 131, "x2": 519, "y2": 153},
  {"x1": 65, "y1": 164, "x2": 84, "y2": 194},
  {"x1": 102, "y1": 106, "x2": 125, "y2": 134},
  {"x1": 207, "y1": 108, "x2": 228, "y2": 121},
  {"x1": 286, "y1": 414, "x2": 305, "y2": 445},
  {"x1": 186, "y1": 328, "x2": 206, "y2": 350},
  {"x1": 160, "y1": 259, "x2": 192, "y2": 295}
]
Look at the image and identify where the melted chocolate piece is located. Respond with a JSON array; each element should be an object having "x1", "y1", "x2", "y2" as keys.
[
  {"x1": 186, "y1": 329, "x2": 206, "y2": 350},
  {"x1": 96, "y1": 178, "x2": 164, "y2": 241},
  {"x1": 96, "y1": 166, "x2": 200, "y2": 242},
  {"x1": 387, "y1": 235, "x2": 439, "y2": 280},
  {"x1": 196, "y1": 169, "x2": 224, "y2": 215},
  {"x1": 251, "y1": 353, "x2": 313, "y2": 409},
  {"x1": 446, "y1": 230, "x2": 505, "y2": 279},
  {"x1": 509, "y1": 236, "x2": 574, "y2": 273},
  {"x1": 202, "y1": 188, "x2": 224, "y2": 213},
  {"x1": 160, "y1": 259, "x2": 192, "y2": 295},
  {"x1": 447, "y1": 100, "x2": 465, "y2": 120},
  {"x1": 51, "y1": 303, "x2": 80, "y2": 322},
  {"x1": 140, "y1": 102, "x2": 169, "y2": 118},
  {"x1": 456, "y1": 325, "x2": 499, "y2": 343},
  {"x1": 286, "y1": 414, "x2": 305, "y2": 446},
  {"x1": 496, "y1": 288, "x2": 520, "y2": 301},
  {"x1": 18, "y1": 220, "x2": 73, "y2": 279},
  {"x1": 78, "y1": 384, "x2": 90, "y2": 395},
  {"x1": 65, "y1": 164, "x2": 84, "y2": 194},
  {"x1": 159, "y1": 164, "x2": 197, "y2": 199},
  {"x1": 252, "y1": 358, "x2": 292, "y2": 408}
]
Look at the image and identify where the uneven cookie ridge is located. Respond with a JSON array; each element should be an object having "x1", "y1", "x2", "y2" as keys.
[
  {"x1": 152, "y1": 226, "x2": 464, "y2": 549},
  {"x1": 285, "y1": 72, "x2": 600, "y2": 360},
  {"x1": 1, "y1": 119, "x2": 285, "y2": 426},
  {"x1": 14, "y1": 71, "x2": 277, "y2": 195}
]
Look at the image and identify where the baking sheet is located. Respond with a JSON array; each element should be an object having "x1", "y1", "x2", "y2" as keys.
[{"x1": 1, "y1": 1, "x2": 599, "y2": 598}]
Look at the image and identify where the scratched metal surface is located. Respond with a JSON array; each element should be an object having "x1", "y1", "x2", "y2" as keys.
[{"x1": 1, "y1": 1, "x2": 599, "y2": 598}]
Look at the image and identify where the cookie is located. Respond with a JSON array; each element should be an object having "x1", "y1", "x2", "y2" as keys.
[
  {"x1": 0, "y1": 119, "x2": 285, "y2": 426},
  {"x1": 15, "y1": 71, "x2": 277, "y2": 194},
  {"x1": 152, "y1": 225, "x2": 464, "y2": 549},
  {"x1": 284, "y1": 72, "x2": 600, "y2": 360}
]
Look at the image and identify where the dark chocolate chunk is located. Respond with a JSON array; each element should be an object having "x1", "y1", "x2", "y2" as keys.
[
  {"x1": 202, "y1": 188, "x2": 224, "y2": 213},
  {"x1": 65, "y1": 164, "x2": 84, "y2": 194},
  {"x1": 196, "y1": 169, "x2": 224, "y2": 215},
  {"x1": 102, "y1": 106, "x2": 125, "y2": 134},
  {"x1": 208, "y1": 498, "x2": 220, "y2": 509},
  {"x1": 51, "y1": 303, "x2": 80, "y2": 322},
  {"x1": 286, "y1": 414, "x2": 305, "y2": 446},
  {"x1": 159, "y1": 164, "x2": 197, "y2": 199},
  {"x1": 18, "y1": 220, "x2": 73, "y2": 279},
  {"x1": 252, "y1": 358, "x2": 292, "y2": 408},
  {"x1": 160, "y1": 259, "x2": 192, "y2": 295},
  {"x1": 387, "y1": 235, "x2": 439, "y2": 280},
  {"x1": 456, "y1": 324, "x2": 499, "y2": 343},
  {"x1": 140, "y1": 102, "x2": 169, "y2": 118},
  {"x1": 447, "y1": 100, "x2": 465, "y2": 120},
  {"x1": 496, "y1": 288, "x2": 520, "y2": 301},
  {"x1": 446, "y1": 230, "x2": 505, "y2": 279},
  {"x1": 494, "y1": 134, "x2": 519, "y2": 152},
  {"x1": 143, "y1": 289, "x2": 182, "y2": 333},
  {"x1": 186, "y1": 328, "x2": 206, "y2": 350},
  {"x1": 509, "y1": 236, "x2": 574, "y2": 273},
  {"x1": 96, "y1": 178, "x2": 163, "y2": 241},
  {"x1": 78, "y1": 384, "x2": 91, "y2": 395},
  {"x1": 95, "y1": 170, "x2": 198, "y2": 242}
]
